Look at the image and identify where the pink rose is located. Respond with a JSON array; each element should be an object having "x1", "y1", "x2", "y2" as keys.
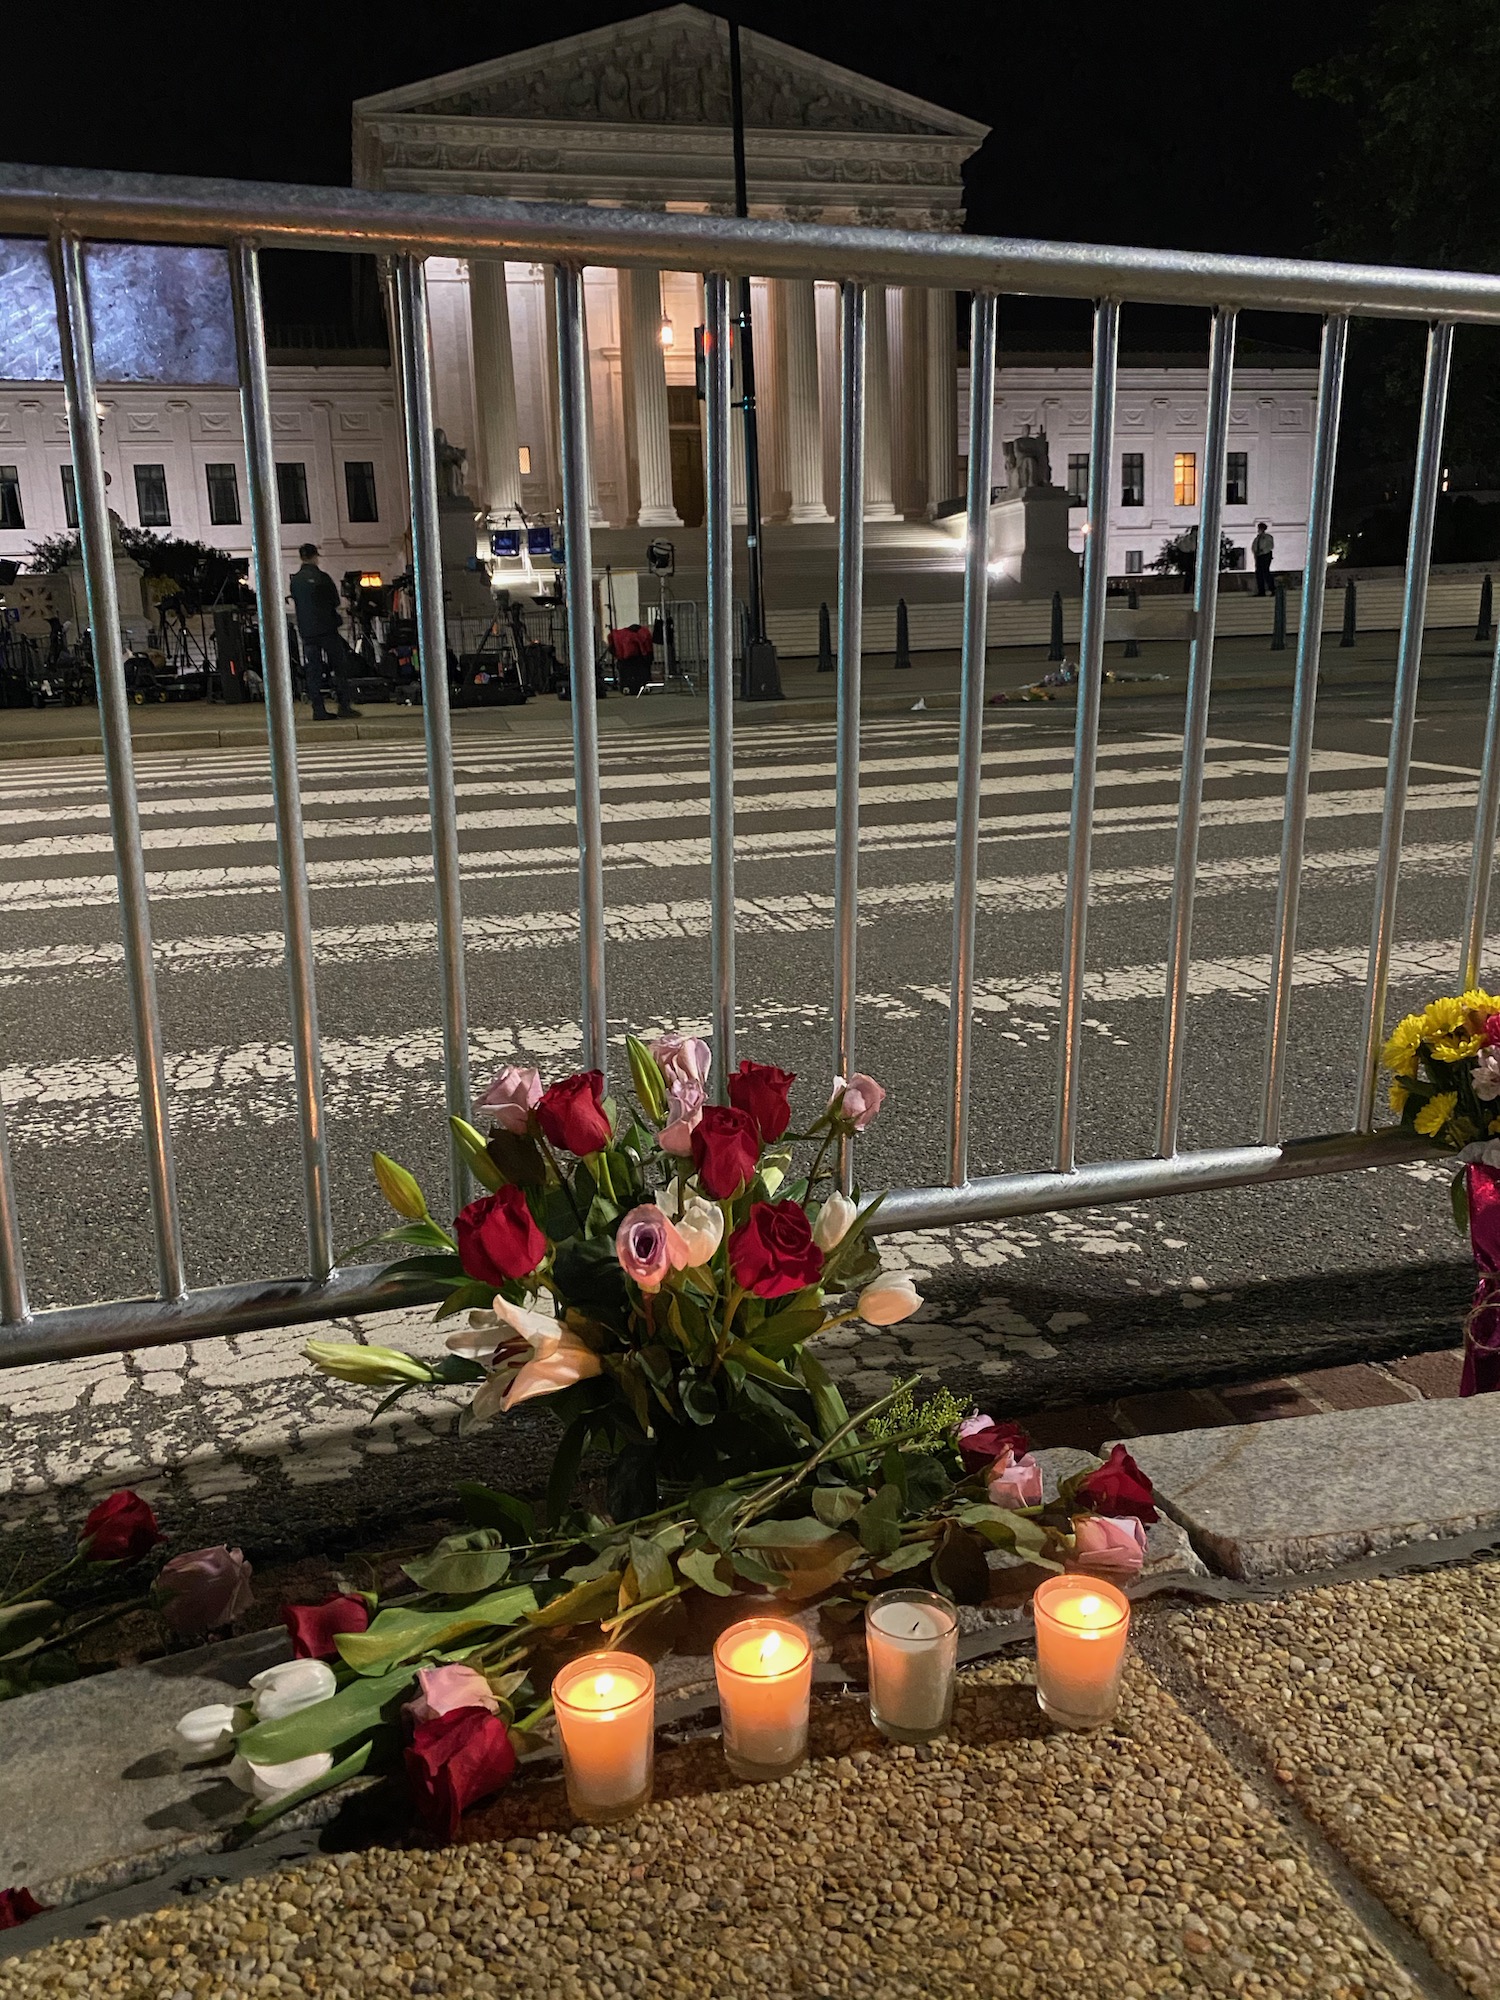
[
  {"x1": 831, "y1": 1072, "x2": 885, "y2": 1131},
  {"x1": 1070, "y1": 1514, "x2": 1147, "y2": 1577},
  {"x1": 409, "y1": 1663, "x2": 499, "y2": 1723},
  {"x1": 650, "y1": 1035, "x2": 711, "y2": 1092},
  {"x1": 474, "y1": 1065, "x2": 542, "y2": 1134},
  {"x1": 615, "y1": 1203, "x2": 691, "y2": 1293},
  {"x1": 659, "y1": 1078, "x2": 707, "y2": 1155},
  {"x1": 986, "y1": 1449, "x2": 1043, "y2": 1507},
  {"x1": 156, "y1": 1546, "x2": 256, "y2": 1635}
]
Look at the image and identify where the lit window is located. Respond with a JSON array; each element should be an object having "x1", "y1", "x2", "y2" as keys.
[
  {"x1": 205, "y1": 462, "x2": 241, "y2": 526},
  {"x1": 1120, "y1": 452, "x2": 1144, "y2": 507},
  {"x1": 1226, "y1": 452, "x2": 1248, "y2": 507},
  {"x1": 133, "y1": 463, "x2": 170, "y2": 528},
  {"x1": 1173, "y1": 453, "x2": 1197, "y2": 508},
  {"x1": 518, "y1": 444, "x2": 532, "y2": 476},
  {"x1": 344, "y1": 460, "x2": 378, "y2": 523},
  {"x1": 1124, "y1": 549, "x2": 1143, "y2": 575},
  {"x1": 276, "y1": 461, "x2": 311, "y2": 524},
  {"x1": 0, "y1": 465, "x2": 22, "y2": 530},
  {"x1": 1066, "y1": 453, "x2": 1089, "y2": 504}
]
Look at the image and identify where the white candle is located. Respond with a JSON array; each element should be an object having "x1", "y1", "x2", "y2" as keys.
[
  {"x1": 713, "y1": 1617, "x2": 813, "y2": 1781},
  {"x1": 865, "y1": 1589, "x2": 958, "y2": 1742},
  {"x1": 1032, "y1": 1575, "x2": 1131, "y2": 1729},
  {"x1": 552, "y1": 1651, "x2": 655, "y2": 1822}
]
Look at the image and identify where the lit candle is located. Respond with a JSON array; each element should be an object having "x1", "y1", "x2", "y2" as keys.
[
  {"x1": 865, "y1": 1589, "x2": 958, "y2": 1743},
  {"x1": 712, "y1": 1617, "x2": 813, "y2": 1781},
  {"x1": 551, "y1": 1651, "x2": 655, "y2": 1823},
  {"x1": 1031, "y1": 1575, "x2": 1131, "y2": 1729}
]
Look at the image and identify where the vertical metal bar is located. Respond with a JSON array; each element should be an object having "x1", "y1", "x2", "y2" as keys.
[
  {"x1": 1260, "y1": 314, "x2": 1348, "y2": 1141},
  {"x1": 394, "y1": 253, "x2": 471, "y2": 1209},
  {"x1": 1354, "y1": 321, "x2": 1454, "y2": 1128},
  {"x1": 0, "y1": 1091, "x2": 28, "y2": 1326},
  {"x1": 51, "y1": 232, "x2": 187, "y2": 1301},
  {"x1": 1461, "y1": 631, "x2": 1500, "y2": 990},
  {"x1": 1156, "y1": 306, "x2": 1238, "y2": 1158},
  {"x1": 946, "y1": 292, "x2": 998, "y2": 1186},
  {"x1": 1052, "y1": 298, "x2": 1120, "y2": 1174},
  {"x1": 553, "y1": 262, "x2": 608, "y2": 1079},
  {"x1": 230, "y1": 243, "x2": 334, "y2": 1279},
  {"x1": 833, "y1": 281, "x2": 867, "y2": 1189},
  {"x1": 703, "y1": 271, "x2": 736, "y2": 1087}
]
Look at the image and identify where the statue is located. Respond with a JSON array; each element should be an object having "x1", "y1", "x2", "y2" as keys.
[
  {"x1": 434, "y1": 429, "x2": 468, "y2": 500},
  {"x1": 1002, "y1": 424, "x2": 1052, "y2": 493},
  {"x1": 598, "y1": 62, "x2": 631, "y2": 121},
  {"x1": 629, "y1": 47, "x2": 666, "y2": 121}
]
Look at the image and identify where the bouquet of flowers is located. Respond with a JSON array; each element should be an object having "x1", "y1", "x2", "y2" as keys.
[
  {"x1": 309, "y1": 1037, "x2": 919, "y2": 1517},
  {"x1": 1382, "y1": 986, "x2": 1500, "y2": 1393}
]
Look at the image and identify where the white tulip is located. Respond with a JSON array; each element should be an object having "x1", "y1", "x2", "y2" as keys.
[
  {"x1": 248, "y1": 1657, "x2": 336, "y2": 1721},
  {"x1": 674, "y1": 1194, "x2": 725, "y2": 1265},
  {"x1": 227, "y1": 1750, "x2": 334, "y2": 1801},
  {"x1": 856, "y1": 1272, "x2": 923, "y2": 1326},
  {"x1": 812, "y1": 1190, "x2": 858, "y2": 1252},
  {"x1": 174, "y1": 1702, "x2": 237, "y2": 1759}
]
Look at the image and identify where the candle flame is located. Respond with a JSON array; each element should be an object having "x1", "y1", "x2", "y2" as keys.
[
  {"x1": 758, "y1": 1631, "x2": 781, "y2": 1667},
  {"x1": 593, "y1": 1674, "x2": 616, "y2": 1700},
  {"x1": 1078, "y1": 1595, "x2": 1102, "y2": 1618}
]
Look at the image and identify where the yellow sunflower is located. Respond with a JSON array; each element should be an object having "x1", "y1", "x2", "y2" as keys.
[
  {"x1": 1414, "y1": 1092, "x2": 1458, "y2": 1138},
  {"x1": 1428, "y1": 1029, "x2": 1486, "y2": 1066}
]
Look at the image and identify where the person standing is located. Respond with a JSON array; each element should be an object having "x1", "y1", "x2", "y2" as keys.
[
  {"x1": 1252, "y1": 521, "x2": 1275, "y2": 597},
  {"x1": 289, "y1": 543, "x2": 359, "y2": 720}
]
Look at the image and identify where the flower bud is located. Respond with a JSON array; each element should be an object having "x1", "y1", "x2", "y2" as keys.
[
  {"x1": 228, "y1": 1749, "x2": 335, "y2": 1801},
  {"x1": 248, "y1": 1658, "x2": 336, "y2": 1721},
  {"x1": 856, "y1": 1272, "x2": 922, "y2": 1326},
  {"x1": 812, "y1": 1190, "x2": 857, "y2": 1252},
  {"x1": 304, "y1": 1341, "x2": 434, "y2": 1387},
  {"x1": 174, "y1": 1703, "x2": 237, "y2": 1760}
]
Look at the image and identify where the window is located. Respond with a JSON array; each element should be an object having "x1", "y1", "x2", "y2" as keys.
[
  {"x1": 276, "y1": 461, "x2": 311, "y2": 524},
  {"x1": 1173, "y1": 452, "x2": 1198, "y2": 508},
  {"x1": 133, "y1": 463, "x2": 170, "y2": 528},
  {"x1": 1065, "y1": 453, "x2": 1089, "y2": 504},
  {"x1": 205, "y1": 462, "x2": 241, "y2": 526},
  {"x1": 1226, "y1": 544, "x2": 1247, "y2": 569},
  {"x1": 518, "y1": 444, "x2": 532, "y2": 477},
  {"x1": 1124, "y1": 549, "x2": 1144, "y2": 575},
  {"x1": 0, "y1": 465, "x2": 21, "y2": 530},
  {"x1": 61, "y1": 464, "x2": 78, "y2": 529},
  {"x1": 343, "y1": 460, "x2": 378, "y2": 523},
  {"x1": 1226, "y1": 452, "x2": 1248, "y2": 507},
  {"x1": 1120, "y1": 452, "x2": 1144, "y2": 507}
]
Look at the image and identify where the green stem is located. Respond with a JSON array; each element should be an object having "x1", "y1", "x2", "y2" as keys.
[
  {"x1": 537, "y1": 1130, "x2": 588, "y2": 1230},
  {"x1": 24, "y1": 1591, "x2": 151, "y2": 1661},
  {"x1": 734, "y1": 1375, "x2": 918, "y2": 1531},
  {"x1": 0, "y1": 1551, "x2": 81, "y2": 1610}
]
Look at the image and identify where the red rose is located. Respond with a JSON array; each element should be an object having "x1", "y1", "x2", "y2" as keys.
[
  {"x1": 1074, "y1": 1443, "x2": 1158, "y2": 1525},
  {"x1": 536, "y1": 1070, "x2": 612, "y2": 1155},
  {"x1": 729, "y1": 1200, "x2": 825, "y2": 1300},
  {"x1": 0, "y1": 1888, "x2": 45, "y2": 1930},
  {"x1": 284, "y1": 1592, "x2": 372, "y2": 1661},
  {"x1": 727, "y1": 1060, "x2": 796, "y2": 1143},
  {"x1": 956, "y1": 1415, "x2": 1031, "y2": 1475},
  {"x1": 405, "y1": 1706, "x2": 517, "y2": 1842},
  {"x1": 690, "y1": 1104, "x2": 762, "y2": 1200},
  {"x1": 80, "y1": 1490, "x2": 164, "y2": 1565},
  {"x1": 456, "y1": 1186, "x2": 548, "y2": 1286}
]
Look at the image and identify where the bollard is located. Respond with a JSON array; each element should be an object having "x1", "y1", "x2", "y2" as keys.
[
  {"x1": 894, "y1": 596, "x2": 912, "y2": 669},
  {"x1": 1047, "y1": 589, "x2": 1065, "y2": 663},
  {"x1": 817, "y1": 599, "x2": 834, "y2": 673},
  {"x1": 1479, "y1": 573, "x2": 1494, "y2": 643},
  {"x1": 1271, "y1": 579, "x2": 1287, "y2": 651},
  {"x1": 1123, "y1": 584, "x2": 1141, "y2": 660},
  {"x1": 1340, "y1": 577, "x2": 1357, "y2": 648}
]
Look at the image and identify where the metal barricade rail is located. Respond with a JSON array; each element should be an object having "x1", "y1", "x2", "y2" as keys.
[{"x1": 0, "y1": 161, "x2": 1483, "y2": 1366}]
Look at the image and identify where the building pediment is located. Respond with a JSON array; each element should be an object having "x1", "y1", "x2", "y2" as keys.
[{"x1": 354, "y1": 5, "x2": 986, "y2": 142}]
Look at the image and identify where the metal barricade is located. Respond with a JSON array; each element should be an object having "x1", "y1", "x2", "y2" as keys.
[{"x1": 0, "y1": 161, "x2": 1492, "y2": 1366}]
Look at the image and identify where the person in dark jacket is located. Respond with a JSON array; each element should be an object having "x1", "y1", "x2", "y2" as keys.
[{"x1": 289, "y1": 544, "x2": 359, "y2": 719}]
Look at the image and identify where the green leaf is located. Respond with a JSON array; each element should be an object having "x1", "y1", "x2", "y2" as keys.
[
  {"x1": 553, "y1": 1236, "x2": 630, "y2": 1332},
  {"x1": 798, "y1": 1348, "x2": 851, "y2": 1444},
  {"x1": 854, "y1": 1483, "x2": 905, "y2": 1559},
  {"x1": 875, "y1": 1540, "x2": 936, "y2": 1576},
  {"x1": 749, "y1": 1304, "x2": 827, "y2": 1360},
  {"x1": 456, "y1": 1483, "x2": 535, "y2": 1539},
  {"x1": 402, "y1": 1530, "x2": 512, "y2": 1596},
  {"x1": 689, "y1": 1485, "x2": 740, "y2": 1550},
  {"x1": 526, "y1": 1572, "x2": 623, "y2": 1630},
  {"x1": 586, "y1": 1193, "x2": 621, "y2": 1235},
  {"x1": 1453, "y1": 1168, "x2": 1472, "y2": 1237},
  {"x1": 236, "y1": 1667, "x2": 417, "y2": 1764},
  {"x1": 626, "y1": 1035, "x2": 669, "y2": 1123},
  {"x1": 725, "y1": 1339, "x2": 802, "y2": 1390},
  {"x1": 240, "y1": 1738, "x2": 378, "y2": 1835},
  {"x1": 729, "y1": 1549, "x2": 787, "y2": 1589},
  {"x1": 881, "y1": 1445, "x2": 909, "y2": 1510},
  {"x1": 903, "y1": 1452, "x2": 954, "y2": 1514},
  {"x1": 547, "y1": 1415, "x2": 595, "y2": 1527},
  {"x1": 336, "y1": 1586, "x2": 537, "y2": 1676},
  {"x1": 376, "y1": 1219, "x2": 459, "y2": 1251},
  {"x1": 740, "y1": 1516, "x2": 841, "y2": 1552},
  {"x1": 628, "y1": 1535, "x2": 674, "y2": 1602},
  {"x1": 486, "y1": 1126, "x2": 548, "y2": 1189},
  {"x1": 373, "y1": 1151, "x2": 428, "y2": 1221},
  {"x1": 436, "y1": 1280, "x2": 499, "y2": 1322},
  {"x1": 811, "y1": 1486, "x2": 863, "y2": 1527},
  {"x1": 0, "y1": 1600, "x2": 63, "y2": 1657},
  {"x1": 680, "y1": 1371, "x2": 719, "y2": 1426},
  {"x1": 959, "y1": 1503, "x2": 1049, "y2": 1556},
  {"x1": 678, "y1": 1546, "x2": 734, "y2": 1596},
  {"x1": 450, "y1": 1116, "x2": 503, "y2": 1191}
]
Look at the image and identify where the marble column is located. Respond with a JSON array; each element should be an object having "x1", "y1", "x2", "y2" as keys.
[
  {"x1": 925, "y1": 287, "x2": 960, "y2": 515},
  {"x1": 467, "y1": 259, "x2": 524, "y2": 518},
  {"x1": 622, "y1": 267, "x2": 681, "y2": 528},
  {"x1": 890, "y1": 285, "x2": 929, "y2": 519},
  {"x1": 776, "y1": 277, "x2": 830, "y2": 524},
  {"x1": 863, "y1": 282, "x2": 896, "y2": 520}
]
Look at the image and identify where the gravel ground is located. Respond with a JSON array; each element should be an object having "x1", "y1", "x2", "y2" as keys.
[
  {"x1": 1169, "y1": 1559, "x2": 1500, "y2": 2000},
  {"x1": 0, "y1": 1656, "x2": 1415, "y2": 2000}
]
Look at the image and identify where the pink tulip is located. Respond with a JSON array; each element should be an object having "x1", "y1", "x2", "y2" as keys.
[
  {"x1": 474, "y1": 1065, "x2": 542, "y2": 1134},
  {"x1": 658, "y1": 1078, "x2": 707, "y2": 1154},
  {"x1": 409, "y1": 1663, "x2": 499, "y2": 1723},
  {"x1": 615, "y1": 1204, "x2": 692, "y2": 1293},
  {"x1": 986, "y1": 1449, "x2": 1043, "y2": 1508},
  {"x1": 1070, "y1": 1514, "x2": 1147, "y2": 1577},
  {"x1": 831, "y1": 1072, "x2": 885, "y2": 1131}
]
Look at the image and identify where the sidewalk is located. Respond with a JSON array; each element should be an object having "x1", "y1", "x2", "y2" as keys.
[{"x1": 2, "y1": 626, "x2": 1496, "y2": 762}]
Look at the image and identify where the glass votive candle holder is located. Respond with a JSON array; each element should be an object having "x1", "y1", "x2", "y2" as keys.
[
  {"x1": 1031, "y1": 1574, "x2": 1131, "y2": 1730},
  {"x1": 865, "y1": 1588, "x2": 958, "y2": 1744},
  {"x1": 551, "y1": 1650, "x2": 655, "y2": 1823},
  {"x1": 712, "y1": 1616, "x2": 813, "y2": 1781}
]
